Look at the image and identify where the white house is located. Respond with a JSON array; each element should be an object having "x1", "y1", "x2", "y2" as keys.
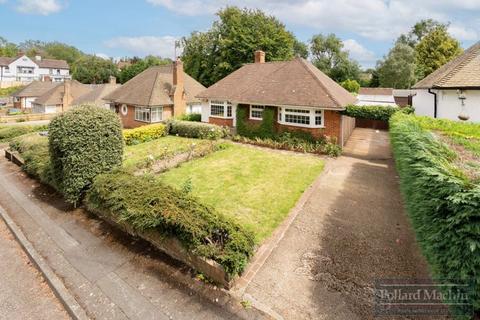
[
  {"x1": 0, "y1": 54, "x2": 70, "y2": 87},
  {"x1": 412, "y1": 42, "x2": 480, "y2": 122}
]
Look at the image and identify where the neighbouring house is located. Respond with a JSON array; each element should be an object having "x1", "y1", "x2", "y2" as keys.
[
  {"x1": 72, "y1": 76, "x2": 121, "y2": 109},
  {"x1": 104, "y1": 60, "x2": 206, "y2": 128},
  {"x1": 11, "y1": 81, "x2": 61, "y2": 110},
  {"x1": 357, "y1": 87, "x2": 397, "y2": 106},
  {"x1": 412, "y1": 42, "x2": 480, "y2": 122},
  {"x1": 31, "y1": 80, "x2": 92, "y2": 114},
  {"x1": 0, "y1": 54, "x2": 70, "y2": 87},
  {"x1": 196, "y1": 50, "x2": 357, "y2": 145}
]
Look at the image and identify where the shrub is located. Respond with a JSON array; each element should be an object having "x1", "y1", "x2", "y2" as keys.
[
  {"x1": 85, "y1": 172, "x2": 255, "y2": 277},
  {"x1": 48, "y1": 105, "x2": 123, "y2": 205},
  {"x1": 236, "y1": 106, "x2": 275, "y2": 139},
  {"x1": 340, "y1": 79, "x2": 360, "y2": 93},
  {"x1": 123, "y1": 123, "x2": 167, "y2": 145},
  {"x1": 342, "y1": 104, "x2": 414, "y2": 121},
  {"x1": 0, "y1": 124, "x2": 47, "y2": 142},
  {"x1": 390, "y1": 113, "x2": 480, "y2": 315},
  {"x1": 168, "y1": 120, "x2": 227, "y2": 140},
  {"x1": 178, "y1": 113, "x2": 202, "y2": 122}
]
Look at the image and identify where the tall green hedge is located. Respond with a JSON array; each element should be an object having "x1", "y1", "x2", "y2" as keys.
[
  {"x1": 49, "y1": 105, "x2": 123, "y2": 205},
  {"x1": 342, "y1": 105, "x2": 414, "y2": 121},
  {"x1": 390, "y1": 113, "x2": 480, "y2": 316},
  {"x1": 168, "y1": 120, "x2": 227, "y2": 140},
  {"x1": 85, "y1": 172, "x2": 255, "y2": 277}
]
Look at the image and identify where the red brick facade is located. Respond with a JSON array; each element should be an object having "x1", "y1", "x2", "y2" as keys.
[
  {"x1": 117, "y1": 104, "x2": 173, "y2": 129},
  {"x1": 209, "y1": 117, "x2": 233, "y2": 127}
]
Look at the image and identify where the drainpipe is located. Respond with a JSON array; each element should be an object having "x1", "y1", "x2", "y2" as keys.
[{"x1": 428, "y1": 88, "x2": 437, "y2": 118}]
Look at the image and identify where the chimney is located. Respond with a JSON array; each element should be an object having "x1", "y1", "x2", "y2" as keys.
[
  {"x1": 62, "y1": 80, "x2": 73, "y2": 111},
  {"x1": 254, "y1": 50, "x2": 265, "y2": 63},
  {"x1": 172, "y1": 58, "x2": 186, "y2": 116},
  {"x1": 35, "y1": 55, "x2": 42, "y2": 61},
  {"x1": 109, "y1": 76, "x2": 116, "y2": 85}
]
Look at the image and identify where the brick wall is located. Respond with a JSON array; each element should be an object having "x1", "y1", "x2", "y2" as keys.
[
  {"x1": 118, "y1": 104, "x2": 173, "y2": 129},
  {"x1": 209, "y1": 117, "x2": 233, "y2": 127}
]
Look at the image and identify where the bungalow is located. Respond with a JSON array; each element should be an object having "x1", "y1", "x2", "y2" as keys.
[
  {"x1": 12, "y1": 81, "x2": 61, "y2": 110},
  {"x1": 412, "y1": 42, "x2": 480, "y2": 122},
  {"x1": 196, "y1": 51, "x2": 357, "y2": 144},
  {"x1": 104, "y1": 60, "x2": 206, "y2": 128},
  {"x1": 31, "y1": 80, "x2": 91, "y2": 114}
]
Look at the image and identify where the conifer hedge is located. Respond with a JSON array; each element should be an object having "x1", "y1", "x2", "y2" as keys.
[{"x1": 390, "y1": 113, "x2": 480, "y2": 316}]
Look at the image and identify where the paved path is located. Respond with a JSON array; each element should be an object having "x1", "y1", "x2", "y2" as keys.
[
  {"x1": 0, "y1": 217, "x2": 69, "y2": 320},
  {"x1": 240, "y1": 129, "x2": 434, "y2": 319},
  {"x1": 0, "y1": 158, "x2": 244, "y2": 320}
]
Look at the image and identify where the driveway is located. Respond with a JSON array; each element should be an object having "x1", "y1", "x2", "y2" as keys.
[{"x1": 238, "y1": 128, "x2": 435, "y2": 319}]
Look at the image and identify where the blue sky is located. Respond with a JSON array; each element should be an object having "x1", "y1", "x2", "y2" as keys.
[{"x1": 0, "y1": 0, "x2": 478, "y2": 68}]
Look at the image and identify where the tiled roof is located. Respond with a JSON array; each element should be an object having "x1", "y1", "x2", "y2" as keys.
[
  {"x1": 12, "y1": 81, "x2": 61, "y2": 97},
  {"x1": 0, "y1": 55, "x2": 69, "y2": 69},
  {"x1": 104, "y1": 65, "x2": 206, "y2": 106},
  {"x1": 72, "y1": 83, "x2": 121, "y2": 106},
  {"x1": 358, "y1": 87, "x2": 393, "y2": 95},
  {"x1": 196, "y1": 58, "x2": 356, "y2": 109},
  {"x1": 413, "y1": 42, "x2": 480, "y2": 89},
  {"x1": 34, "y1": 80, "x2": 91, "y2": 106}
]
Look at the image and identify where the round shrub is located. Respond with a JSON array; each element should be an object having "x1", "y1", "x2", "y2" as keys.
[{"x1": 48, "y1": 105, "x2": 123, "y2": 205}]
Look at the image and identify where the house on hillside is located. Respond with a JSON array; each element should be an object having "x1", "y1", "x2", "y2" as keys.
[
  {"x1": 0, "y1": 54, "x2": 70, "y2": 87},
  {"x1": 357, "y1": 87, "x2": 397, "y2": 106},
  {"x1": 12, "y1": 81, "x2": 61, "y2": 110},
  {"x1": 412, "y1": 42, "x2": 480, "y2": 122},
  {"x1": 104, "y1": 60, "x2": 206, "y2": 128},
  {"x1": 196, "y1": 50, "x2": 357, "y2": 145}
]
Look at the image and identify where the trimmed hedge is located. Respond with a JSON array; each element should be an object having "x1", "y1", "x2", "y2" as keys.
[
  {"x1": 390, "y1": 113, "x2": 480, "y2": 316},
  {"x1": 342, "y1": 104, "x2": 414, "y2": 121},
  {"x1": 0, "y1": 124, "x2": 48, "y2": 142},
  {"x1": 85, "y1": 172, "x2": 255, "y2": 277},
  {"x1": 123, "y1": 123, "x2": 167, "y2": 145},
  {"x1": 178, "y1": 113, "x2": 202, "y2": 122},
  {"x1": 49, "y1": 105, "x2": 124, "y2": 205},
  {"x1": 168, "y1": 120, "x2": 227, "y2": 140}
]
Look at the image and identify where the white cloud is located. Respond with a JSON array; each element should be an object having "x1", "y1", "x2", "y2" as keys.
[
  {"x1": 16, "y1": 0, "x2": 62, "y2": 15},
  {"x1": 105, "y1": 36, "x2": 179, "y2": 58},
  {"x1": 94, "y1": 53, "x2": 110, "y2": 60},
  {"x1": 343, "y1": 39, "x2": 376, "y2": 67},
  {"x1": 448, "y1": 24, "x2": 479, "y2": 41}
]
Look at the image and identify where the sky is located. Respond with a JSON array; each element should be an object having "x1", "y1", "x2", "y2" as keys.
[{"x1": 0, "y1": 0, "x2": 479, "y2": 68}]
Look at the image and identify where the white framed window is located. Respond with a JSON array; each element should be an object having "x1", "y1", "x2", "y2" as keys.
[
  {"x1": 151, "y1": 107, "x2": 163, "y2": 122},
  {"x1": 135, "y1": 107, "x2": 150, "y2": 122},
  {"x1": 209, "y1": 100, "x2": 233, "y2": 118},
  {"x1": 249, "y1": 105, "x2": 265, "y2": 120},
  {"x1": 278, "y1": 107, "x2": 325, "y2": 128}
]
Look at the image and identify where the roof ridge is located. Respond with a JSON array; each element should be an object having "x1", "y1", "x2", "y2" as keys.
[
  {"x1": 297, "y1": 58, "x2": 340, "y2": 106},
  {"x1": 437, "y1": 43, "x2": 480, "y2": 86},
  {"x1": 147, "y1": 69, "x2": 162, "y2": 106}
]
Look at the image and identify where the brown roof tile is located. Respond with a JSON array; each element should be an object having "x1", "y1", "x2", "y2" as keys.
[
  {"x1": 196, "y1": 58, "x2": 356, "y2": 109},
  {"x1": 358, "y1": 87, "x2": 393, "y2": 95},
  {"x1": 34, "y1": 80, "x2": 91, "y2": 106},
  {"x1": 36, "y1": 58, "x2": 69, "y2": 69},
  {"x1": 72, "y1": 83, "x2": 121, "y2": 106},
  {"x1": 413, "y1": 42, "x2": 480, "y2": 89},
  {"x1": 12, "y1": 81, "x2": 61, "y2": 97}
]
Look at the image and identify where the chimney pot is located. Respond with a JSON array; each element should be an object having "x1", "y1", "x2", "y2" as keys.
[{"x1": 254, "y1": 50, "x2": 265, "y2": 64}]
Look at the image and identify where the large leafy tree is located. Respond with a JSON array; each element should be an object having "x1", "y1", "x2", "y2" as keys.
[
  {"x1": 72, "y1": 55, "x2": 117, "y2": 84},
  {"x1": 377, "y1": 42, "x2": 416, "y2": 89},
  {"x1": 43, "y1": 42, "x2": 84, "y2": 64},
  {"x1": 118, "y1": 55, "x2": 171, "y2": 83},
  {"x1": 397, "y1": 19, "x2": 446, "y2": 48},
  {"x1": 309, "y1": 33, "x2": 361, "y2": 82},
  {"x1": 0, "y1": 37, "x2": 18, "y2": 57},
  {"x1": 415, "y1": 25, "x2": 462, "y2": 78},
  {"x1": 182, "y1": 7, "x2": 298, "y2": 86}
]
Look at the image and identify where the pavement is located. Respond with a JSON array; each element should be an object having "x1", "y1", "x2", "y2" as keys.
[
  {"x1": 0, "y1": 215, "x2": 69, "y2": 320},
  {"x1": 0, "y1": 157, "x2": 254, "y2": 320},
  {"x1": 237, "y1": 128, "x2": 437, "y2": 319}
]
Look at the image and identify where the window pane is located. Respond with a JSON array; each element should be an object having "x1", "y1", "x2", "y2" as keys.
[
  {"x1": 285, "y1": 108, "x2": 309, "y2": 114},
  {"x1": 211, "y1": 104, "x2": 224, "y2": 116},
  {"x1": 315, "y1": 116, "x2": 322, "y2": 125},
  {"x1": 227, "y1": 105, "x2": 232, "y2": 117},
  {"x1": 285, "y1": 114, "x2": 310, "y2": 125}
]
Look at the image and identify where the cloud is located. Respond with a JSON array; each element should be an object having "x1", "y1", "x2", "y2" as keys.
[
  {"x1": 105, "y1": 36, "x2": 179, "y2": 58},
  {"x1": 94, "y1": 53, "x2": 110, "y2": 60},
  {"x1": 448, "y1": 24, "x2": 479, "y2": 41},
  {"x1": 146, "y1": 0, "x2": 478, "y2": 41},
  {"x1": 16, "y1": 0, "x2": 62, "y2": 15},
  {"x1": 343, "y1": 39, "x2": 376, "y2": 67}
]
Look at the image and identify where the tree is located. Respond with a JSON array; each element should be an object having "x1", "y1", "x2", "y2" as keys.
[
  {"x1": 310, "y1": 33, "x2": 361, "y2": 82},
  {"x1": 340, "y1": 79, "x2": 360, "y2": 93},
  {"x1": 118, "y1": 55, "x2": 171, "y2": 83},
  {"x1": 182, "y1": 7, "x2": 298, "y2": 86},
  {"x1": 415, "y1": 26, "x2": 462, "y2": 78},
  {"x1": 72, "y1": 55, "x2": 118, "y2": 84},
  {"x1": 293, "y1": 40, "x2": 309, "y2": 58},
  {"x1": 0, "y1": 37, "x2": 18, "y2": 57},
  {"x1": 377, "y1": 42, "x2": 416, "y2": 89},
  {"x1": 43, "y1": 42, "x2": 84, "y2": 64},
  {"x1": 397, "y1": 19, "x2": 447, "y2": 48}
]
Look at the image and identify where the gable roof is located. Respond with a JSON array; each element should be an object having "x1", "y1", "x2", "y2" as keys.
[
  {"x1": 12, "y1": 81, "x2": 61, "y2": 97},
  {"x1": 0, "y1": 55, "x2": 69, "y2": 69},
  {"x1": 72, "y1": 83, "x2": 121, "y2": 106},
  {"x1": 0, "y1": 57, "x2": 15, "y2": 67},
  {"x1": 413, "y1": 42, "x2": 480, "y2": 89},
  {"x1": 196, "y1": 58, "x2": 356, "y2": 109},
  {"x1": 104, "y1": 65, "x2": 206, "y2": 106},
  {"x1": 358, "y1": 87, "x2": 393, "y2": 96},
  {"x1": 34, "y1": 80, "x2": 91, "y2": 106}
]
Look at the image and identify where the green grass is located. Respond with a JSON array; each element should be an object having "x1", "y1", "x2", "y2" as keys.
[
  {"x1": 159, "y1": 143, "x2": 324, "y2": 243},
  {"x1": 123, "y1": 136, "x2": 220, "y2": 172},
  {"x1": 416, "y1": 116, "x2": 480, "y2": 156},
  {"x1": 0, "y1": 124, "x2": 48, "y2": 143},
  {"x1": 0, "y1": 86, "x2": 24, "y2": 97}
]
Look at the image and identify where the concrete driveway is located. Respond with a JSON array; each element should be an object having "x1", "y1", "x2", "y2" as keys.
[{"x1": 238, "y1": 128, "x2": 436, "y2": 319}]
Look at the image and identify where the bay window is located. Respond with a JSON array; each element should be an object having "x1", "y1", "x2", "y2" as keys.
[
  {"x1": 278, "y1": 107, "x2": 324, "y2": 128},
  {"x1": 135, "y1": 106, "x2": 163, "y2": 123},
  {"x1": 210, "y1": 100, "x2": 233, "y2": 118},
  {"x1": 250, "y1": 105, "x2": 265, "y2": 120}
]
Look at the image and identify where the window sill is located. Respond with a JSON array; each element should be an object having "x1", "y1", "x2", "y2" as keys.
[
  {"x1": 134, "y1": 119, "x2": 151, "y2": 123},
  {"x1": 209, "y1": 115, "x2": 233, "y2": 119},
  {"x1": 278, "y1": 121, "x2": 325, "y2": 129},
  {"x1": 249, "y1": 117, "x2": 263, "y2": 121}
]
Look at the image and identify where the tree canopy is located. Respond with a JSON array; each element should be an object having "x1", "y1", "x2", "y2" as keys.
[
  {"x1": 0, "y1": 37, "x2": 18, "y2": 57},
  {"x1": 377, "y1": 42, "x2": 416, "y2": 89},
  {"x1": 71, "y1": 55, "x2": 118, "y2": 84},
  {"x1": 118, "y1": 55, "x2": 171, "y2": 83},
  {"x1": 310, "y1": 33, "x2": 361, "y2": 82},
  {"x1": 182, "y1": 7, "x2": 299, "y2": 86}
]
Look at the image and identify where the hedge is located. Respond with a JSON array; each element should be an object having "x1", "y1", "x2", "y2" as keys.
[
  {"x1": 168, "y1": 120, "x2": 227, "y2": 140},
  {"x1": 0, "y1": 124, "x2": 48, "y2": 142},
  {"x1": 178, "y1": 113, "x2": 202, "y2": 122},
  {"x1": 49, "y1": 105, "x2": 124, "y2": 205},
  {"x1": 123, "y1": 123, "x2": 167, "y2": 145},
  {"x1": 390, "y1": 113, "x2": 480, "y2": 316},
  {"x1": 342, "y1": 104, "x2": 414, "y2": 121},
  {"x1": 85, "y1": 172, "x2": 255, "y2": 276}
]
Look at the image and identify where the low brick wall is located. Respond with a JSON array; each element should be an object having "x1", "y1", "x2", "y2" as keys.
[{"x1": 209, "y1": 117, "x2": 233, "y2": 127}]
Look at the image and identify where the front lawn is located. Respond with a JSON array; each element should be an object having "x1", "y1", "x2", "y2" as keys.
[{"x1": 159, "y1": 143, "x2": 324, "y2": 243}]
